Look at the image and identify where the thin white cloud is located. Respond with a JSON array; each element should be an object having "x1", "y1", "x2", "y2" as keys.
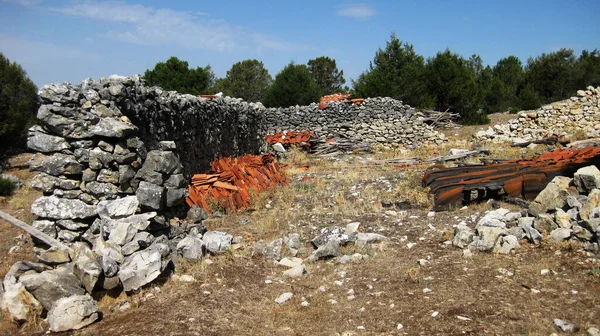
[
  {"x1": 336, "y1": 4, "x2": 376, "y2": 20},
  {"x1": 49, "y1": 1, "x2": 297, "y2": 53},
  {"x1": 0, "y1": 0, "x2": 43, "y2": 6}
]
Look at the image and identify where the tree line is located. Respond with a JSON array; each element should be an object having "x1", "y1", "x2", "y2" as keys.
[
  {"x1": 144, "y1": 33, "x2": 600, "y2": 125},
  {"x1": 2, "y1": 34, "x2": 600, "y2": 150}
]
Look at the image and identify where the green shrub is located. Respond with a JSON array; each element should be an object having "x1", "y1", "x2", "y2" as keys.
[{"x1": 0, "y1": 177, "x2": 17, "y2": 196}]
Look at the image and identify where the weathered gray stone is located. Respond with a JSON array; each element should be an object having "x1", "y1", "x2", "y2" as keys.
[
  {"x1": 32, "y1": 220, "x2": 57, "y2": 238},
  {"x1": 253, "y1": 238, "x2": 283, "y2": 261},
  {"x1": 529, "y1": 176, "x2": 576, "y2": 216},
  {"x1": 534, "y1": 214, "x2": 558, "y2": 234},
  {"x1": 165, "y1": 174, "x2": 187, "y2": 188},
  {"x1": 141, "y1": 150, "x2": 181, "y2": 174},
  {"x1": 136, "y1": 181, "x2": 165, "y2": 210},
  {"x1": 452, "y1": 224, "x2": 474, "y2": 248},
  {"x1": 88, "y1": 148, "x2": 113, "y2": 170},
  {"x1": 581, "y1": 189, "x2": 600, "y2": 221},
  {"x1": 71, "y1": 243, "x2": 102, "y2": 293},
  {"x1": 89, "y1": 118, "x2": 137, "y2": 138},
  {"x1": 84, "y1": 181, "x2": 119, "y2": 198},
  {"x1": 307, "y1": 239, "x2": 340, "y2": 262},
  {"x1": 93, "y1": 237, "x2": 124, "y2": 264},
  {"x1": 27, "y1": 128, "x2": 70, "y2": 153},
  {"x1": 19, "y1": 269, "x2": 85, "y2": 310},
  {"x1": 574, "y1": 165, "x2": 600, "y2": 193},
  {"x1": 108, "y1": 221, "x2": 138, "y2": 246},
  {"x1": 0, "y1": 262, "x2": 47, "y2": 321},
  {"x1": 312, "y1": 226, "x2": 356, "y2": 248},
  {"x1": 97, "y1": 196, "x2": 139, "y2": 219},
  {"x1": 494, "y1": 235, "x2": 520, "y2": 254},
  {"x1": 102, "y1": 255, "x2": 119, "y2": 277},
  {"x1": 166, "y1": 187, "x2": 186, "y2": 207},
  {"x1": 31, "y1": 196, "x2": 97, "y2": 219},
  {"x1": 118, "y1": 165, "x2": 136, "y2": 184},
  {"x1": 186, "y1": 205, "x2": 208, "y2": 222},
  {"x1": 96, "y1": 169, "x2": 119, "y2": 184},
  {"x1": 355, "y1": 232, "x2": 389, "y2": 246},
  {"x1": 47, "y1": 295, "x2": 98, "y2": 332},
  {"x1": 36, "y1": 247, "x2": 71, "y2": 265},
  {"x1": 29, "y1": 153, "x2": 83, "y2": 176},
  {"x1": 56, "y1": 219, "x2": 89, "y2": 231},
  {"x1": 118, "y1": 247, "x2": 163, "y2": 291},
  {"x1": 203, "y1": 231, "x2": 233, "y2": 254},
  {"x1": 550, "y1": 228, "x2": 572, "y2": 242},
  {"x1": 176, "y1": 235, "x2": 204, "y2": 260}
]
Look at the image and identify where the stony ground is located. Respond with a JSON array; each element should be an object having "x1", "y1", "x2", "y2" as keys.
[{"x1": 1, "y1": 116, "x2": 600, "y2": 335}]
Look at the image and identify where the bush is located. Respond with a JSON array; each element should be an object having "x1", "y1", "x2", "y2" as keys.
[{"x1": 0, "y1": 177, "x2": 17, "y2": 196}]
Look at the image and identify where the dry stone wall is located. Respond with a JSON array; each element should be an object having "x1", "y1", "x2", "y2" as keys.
[
  {"x1": 476, "y1": 86, "x2": 600, "y2": 143},
  {"x1": 263, "y1": 97, "x2": 447, "y2": 147}
]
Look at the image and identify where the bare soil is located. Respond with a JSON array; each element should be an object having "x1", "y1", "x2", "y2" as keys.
[{"x1": 1, "y1": 125, "x2": 600, "y2": 336}]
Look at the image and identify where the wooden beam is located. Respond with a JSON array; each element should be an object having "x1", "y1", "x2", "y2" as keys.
[{"x1": 0, "y1": 210, "x2": 72, "y2": 253}]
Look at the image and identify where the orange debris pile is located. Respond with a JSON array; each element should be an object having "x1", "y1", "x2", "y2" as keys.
[
  {"x1": 265, "y1": 131, "x2": 315, "y2": 147},
  {"x1": 318, "y1": 94, "x2": 365, "y2": 109},
  {"x1": 186, "y1": 154, "x2": 287, "y2": 213}
]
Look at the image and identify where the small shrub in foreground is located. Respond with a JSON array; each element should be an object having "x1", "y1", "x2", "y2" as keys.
[{"x1": 0, "y1": 177, "x2": 17, "y2": 196}]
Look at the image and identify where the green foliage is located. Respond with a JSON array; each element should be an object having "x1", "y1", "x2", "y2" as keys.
[
  {"x1": 0, "y1": 53, "x2": 39, "y2": 149},
  {"x1": 264, "y1": 62, "x2": 321, "y2": 108},
  {"x1": 0, "y1": 177, "x2": 17, "y2": 196},
  {"x1": 143, "y1": 56, "x2": 214, "y2": 95},
  {"x1": 425, "y1": 50, "x2": 488, "y2": 124},
  {"x1": 215, "y1": 59, "x2": 272, "y2": 102},
  {"x1": 352, "y1": 33, "x2": 430, "y2": 107},
  {"x1": 307, "y1": 56, "x2": 346, "y2": 96},
  {"x1": 574, "y1": 49, "x2": 600, "y2": 89},
  {"x1": 525, "y1": 49, "x2": 577, "y2": 103}
]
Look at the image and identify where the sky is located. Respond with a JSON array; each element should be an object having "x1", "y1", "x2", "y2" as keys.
[{"x1": 0, "y1": 0, "x2": 599, "y2": 89}]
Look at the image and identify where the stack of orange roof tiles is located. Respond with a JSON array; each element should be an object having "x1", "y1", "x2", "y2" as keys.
[
  {"x1": 318, "y1": 93, "x2": 365, "y2": 109},
  {"x1": 265, "y1": 131, "x2": 315, "y2": 147},
  {"x1": 186, "y1": 154, "x2": 287, "y2": 213}
]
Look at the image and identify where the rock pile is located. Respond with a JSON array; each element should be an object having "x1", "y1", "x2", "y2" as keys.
[
  {"x1": 263, "y1": 97, "x2": 448, "y2": 147},
  {"x1": 452, "y1": 165, "x2": 600, "y2": 254},
  {"x1": 476, "y1": 87, "x2": 600, "y2": 143}
]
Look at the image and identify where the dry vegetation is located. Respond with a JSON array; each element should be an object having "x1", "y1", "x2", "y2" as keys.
[{"x1": 1, "y1": 116, "x2": 599, "y2": 335}]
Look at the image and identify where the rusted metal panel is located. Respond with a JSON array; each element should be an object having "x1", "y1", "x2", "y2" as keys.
[{"x1": 423, "y1": 147, "x2": 600, "y2": 211}]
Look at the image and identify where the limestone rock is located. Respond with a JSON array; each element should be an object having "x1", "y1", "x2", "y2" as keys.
[
  {"x1": 574, "y1": 165, "x2": 600, "y2": 193},
  {"x1": 203, "y1": 231, "x2": 232, "y2": 254},
  {"x1": 71, "y1": 243, "x2": 102, "y2": 293},
  {"x1": 355, "y1": 232, "x2": 389, "y2": 246},
  {"x1": 529, "y1": 176, "x2": 576, "y2": 216},
  {"x1": 19, "y1": 269, "x2": 85, "y2": 310},
  {"x1": 108, "y1": 221, "x2": 138, "y2": 246},
  {"x1": 177, "y1": 235, "x2": 204, "y2": 260},
  {"x1": 97, "y1": 196, "x2": 139, "y2": 219},
  {"x1": 27, "y1": 128, "x2": 70, "y2": 153},
  {"x1": 89, "y1": 118, "x2": 137, "y2": 138},
  {"x1": 31, "y1": 196, "x2": 97, "y2": 219},
  {"x1": 29, "y1": 153, "x2": 83, "y2": 176},
  {"x1": 307, "y1": 239, "x2": 340, "y2": 262},
  {"x1": 47, "y1": 295, "x2": 99, "y2": 332},
  {"x1": 452, "y1": 224, "x2": 474, "y2": 248},
  {"x1": 118, "y1": 247, "x2": 164, "y2": 291},
  {"x1": 136, "y1": 181, "x2": 165, "y2": 210}
]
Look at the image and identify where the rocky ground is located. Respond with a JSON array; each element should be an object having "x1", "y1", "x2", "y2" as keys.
[{"x1": 1, "y1": 119, "x2": 600, "y2": 335}]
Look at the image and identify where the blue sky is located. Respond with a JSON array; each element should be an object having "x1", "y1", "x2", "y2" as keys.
[{"x1": 1, "y1": 0, "x2": 599, "y2": 89}]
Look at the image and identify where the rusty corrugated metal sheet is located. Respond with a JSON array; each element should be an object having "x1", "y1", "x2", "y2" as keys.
[{"x1": 422, "y1": 147, "x2": 600, "y2": 211}]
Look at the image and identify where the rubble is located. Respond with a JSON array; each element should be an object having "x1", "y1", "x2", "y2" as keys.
[
  {"x1": 475, "y1": 86, "x2": 600, "y2": 143},
  {"x1": 451, "y1": 165, "x2": 600, "y2": 254},
  {"x1": 423, "y1": 147, "x2": 600, "y2": 210}
]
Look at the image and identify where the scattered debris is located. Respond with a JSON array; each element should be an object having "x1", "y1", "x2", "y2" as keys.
[
  {"x1": 187, "y1": 154, "x2": 287, "y2": 212},
  {"x1": 423, "y1": 147, "x2": 600, "y2": 210}
]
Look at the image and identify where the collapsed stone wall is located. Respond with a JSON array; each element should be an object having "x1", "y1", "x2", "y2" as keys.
[
  {"x1": 263, "y1": 97, "x2": 447, "y2": 147},
  {"x1": 476, "y1": 86, "x2": 600, "y2": 143},
  {"x1": 22, "y1": 74, "x2": 267, "y2": 295}
]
